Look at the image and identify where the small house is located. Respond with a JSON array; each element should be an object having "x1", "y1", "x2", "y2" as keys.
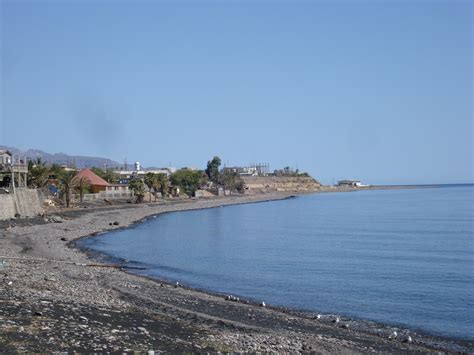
[
  {"x1": 337, "y1": 180, "x2": 362, "y2": 187},
  {"x1": 73, "y1": 168, "x2": 109, "y2": 193},
  {"x1": 0, "y1": 150, "x2": 12, "y2": 168}
]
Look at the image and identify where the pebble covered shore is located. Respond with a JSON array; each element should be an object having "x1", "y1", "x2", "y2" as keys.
[{"x1": 1, "y1": 193, "x2": 472, "y2": 353}]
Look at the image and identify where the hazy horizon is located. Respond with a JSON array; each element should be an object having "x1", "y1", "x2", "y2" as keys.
[{"x1": 1, "y1": 0, "x2": 472, "y2": 185}]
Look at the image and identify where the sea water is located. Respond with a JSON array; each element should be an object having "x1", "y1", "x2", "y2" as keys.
[{"x1": 79, "y1": 185, "x2": 474, "y2": 340}]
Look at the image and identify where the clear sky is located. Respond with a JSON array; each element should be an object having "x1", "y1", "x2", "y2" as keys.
[{"x1": 1, "y1": 0, "x2": 472, "y2": 184}]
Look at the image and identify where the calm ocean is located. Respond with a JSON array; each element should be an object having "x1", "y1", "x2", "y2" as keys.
[{"x1": 78, "y1": 185, "x2": 474, "y2": 340}]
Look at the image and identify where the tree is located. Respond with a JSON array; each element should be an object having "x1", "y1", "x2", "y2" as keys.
[
  {"x1": 220, "y1": 170, "x2": 245, "y2": 195},
  {"x1": 90, "y1": 167, "x2": 118, "y2": 183},
  {"x1": 156, "y1": 173, "x2": 169, "y2": 198},
  {"x1": 205, "y1": 156, "x2": 221, "y2": 184},
  {"x1": 27, "y1": 158, "x2": 49, "y2": 188},
  {"x1": 74, "y1": 176, "x2": 90, "y2": 205},
  {"x1": 48, "y1": 164, "x2": 65, "y2": 180},
  {"x1": 144, "y1": 173, "x2": 157, "y2": 202},
  {"x1": 59, "y1": 171, "x2": 77, "y2": 208},
  {"x1": 170, "y1": 169, "x2": 203, "y2": 196},
  {"x1": 129, "y1": 178, "x2": 145, "y2": 203}
]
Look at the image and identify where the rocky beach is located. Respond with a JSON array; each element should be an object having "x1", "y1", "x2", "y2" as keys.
[{"x1": 1, "y1": 193, "x2": 473, "y2": 353}]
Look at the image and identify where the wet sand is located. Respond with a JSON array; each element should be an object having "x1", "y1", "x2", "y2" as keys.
[{"x1": 1, "y1": 193, "x2": 472, "y2": 353}]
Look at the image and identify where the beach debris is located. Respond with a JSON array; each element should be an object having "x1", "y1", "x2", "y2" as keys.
[
  {"x1": 113, "y1": 221, "x2": 120, "y2": 226},
  {"x1": 0, "y1": 260, "x2": 8, "y2": 270},
  {"x1": 147, "y1": 351, "x2": 155, "y2": 355},
  {"x1": 402, "y1": 335, "x2": 413, "y2": 343},
  {"x1": 225, "y1": 295, "x2": 240, "y2": 302},
  {"x1": 260, "y1": 301, "x2": 266, "y2": 307},
  {"x1": 7, "y1": 281, "x2": 13, "y2": 286},
  {"x1": 34, "y1": 311, "x2": 43, "y2": 316},
  {"x1": 60, "y1": 237, "x2": 67, "y2": 241},
  {"x1": 333, "y1": 316, "x2": 340, "y2": 324},
  {"x1": 389, "y1": 331, "x2": 398, "y2": 339},
  {"x1": 50, "y1": 215, "x2": 64, "y2": 223}
]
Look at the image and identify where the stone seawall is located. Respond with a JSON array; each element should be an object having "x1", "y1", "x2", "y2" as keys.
[
  {"x1": 0, "y1": 189, "x2": 43, "y2": 220},
  {"x1": 242, "y1": 176, "x2": 321, "y2": 193}
]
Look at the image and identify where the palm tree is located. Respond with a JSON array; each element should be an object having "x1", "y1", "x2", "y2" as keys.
[
  {"x1": 144, "y1": 173, "x2": 156, "y2": 202},
  {"x1": 156, "y1": 173, "x2": 169, "y2": 198},
  {"x1": 27, "y1": 158, "x2": 49, "y2": 188},
  {"x1": 129, "y1": 178, "x2": 145, "y2": 203},
  {"x1": 60, "y1": 171, "x2": 77, "y2": 208}
]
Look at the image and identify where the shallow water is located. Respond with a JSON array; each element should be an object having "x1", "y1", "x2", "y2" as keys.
[{"x1": 79, "y1": 185, "x2": 474, "y2": 340}]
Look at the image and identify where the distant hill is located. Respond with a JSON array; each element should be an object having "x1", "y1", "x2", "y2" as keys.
[{"x1": 0, "y1": 145, "x2": 122, "y2": 169}]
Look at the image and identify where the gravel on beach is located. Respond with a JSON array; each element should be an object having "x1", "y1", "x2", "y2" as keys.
[{"x1": 1, "y1": 193, "x2": 472, "y2": 353}]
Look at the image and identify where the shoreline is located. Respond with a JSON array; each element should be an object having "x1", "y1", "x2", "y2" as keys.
[{"x1": 1, "y1": 191, "x2": 473, "y2": 352}]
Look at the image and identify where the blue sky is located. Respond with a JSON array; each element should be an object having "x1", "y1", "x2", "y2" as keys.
[{"x1": 1, "y1": 0, "x2": 472, "y2": 184}]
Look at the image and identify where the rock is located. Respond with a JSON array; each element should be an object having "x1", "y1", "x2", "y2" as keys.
[
  {"x1": 51, "y1": 216, "x2": 64, "y2": 223},
  {"x1": 79, "y1": 316, "x2": 88, "y2": 322}
]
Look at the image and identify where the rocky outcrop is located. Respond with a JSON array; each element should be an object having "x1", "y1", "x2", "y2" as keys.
[{"x1": 242, "y1": 176, "x2": 321, "y2": 193}]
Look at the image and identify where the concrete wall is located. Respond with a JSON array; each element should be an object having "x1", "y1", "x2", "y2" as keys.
[
  {"x1": 82, "y1": 191, "x2": 133, "y2": 201},
  {"x1": 0, "y1": 194, "x2": 16, "y2": 220},
  {"x1": 0, "y1": 188, "x2": 43, "y2": 220}
]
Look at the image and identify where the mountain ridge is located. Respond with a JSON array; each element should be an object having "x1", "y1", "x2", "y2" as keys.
[{"x1": 0, "y1": 145, "x2": 123, "y2": 169}]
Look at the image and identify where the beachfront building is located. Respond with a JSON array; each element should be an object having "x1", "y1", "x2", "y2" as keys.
[
  {"x1": 337, "y1": 180, "x2": 369, "y2": 187},
  {"x1": 114, "y1": 167, "x2": 176, "y2": 184},
  {"x1": 0, "y1": 150, "x2": 28, "y2": 191},
  {"x1": 73, "y1": 168, "x2": 109, "y2": 193}
]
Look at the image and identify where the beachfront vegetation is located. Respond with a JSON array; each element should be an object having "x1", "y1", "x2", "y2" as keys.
[
  {"x1": 170, "y1": 169, "x2": 207, "y2": 196},
  {"x1": 59, "y1": 171, "x2": 76, "y2": 208},
  {"x1": 204, "y1": 155, "x2": 246, "y2": 195},
  {"x1": 205, "y1": 156, "x2": 221, "y2": 184},
  {"x1": 220, "y1": 170, "x2": 245, "y2": 194},
  {"x1": 90, "y1": 167, "x2": 118, "y2": 183},
  {"x1": 27, "y1": 158, "x2": 49, "y2": 188},
  {"x1": 128, "y1": 178, "x2": 145, "y2": 203},
  {"x1": 144, "y1": 172, "x2": 169, "y2": 201},
  {"x1": 74, "y1": 176, "x2": 90, "y2": 205}
]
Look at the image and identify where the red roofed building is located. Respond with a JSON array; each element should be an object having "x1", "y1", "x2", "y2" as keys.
[{"x1": 73, "y1": 168, "x2": 109, "y2": 193}]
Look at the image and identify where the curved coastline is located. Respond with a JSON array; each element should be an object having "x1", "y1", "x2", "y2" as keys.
[
  {"x1": 1, "y1": 191, "x2": 473, "y2": 352},
  {"x1": 75, "y1": 196, "x2": 474, "y2": 350}
]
